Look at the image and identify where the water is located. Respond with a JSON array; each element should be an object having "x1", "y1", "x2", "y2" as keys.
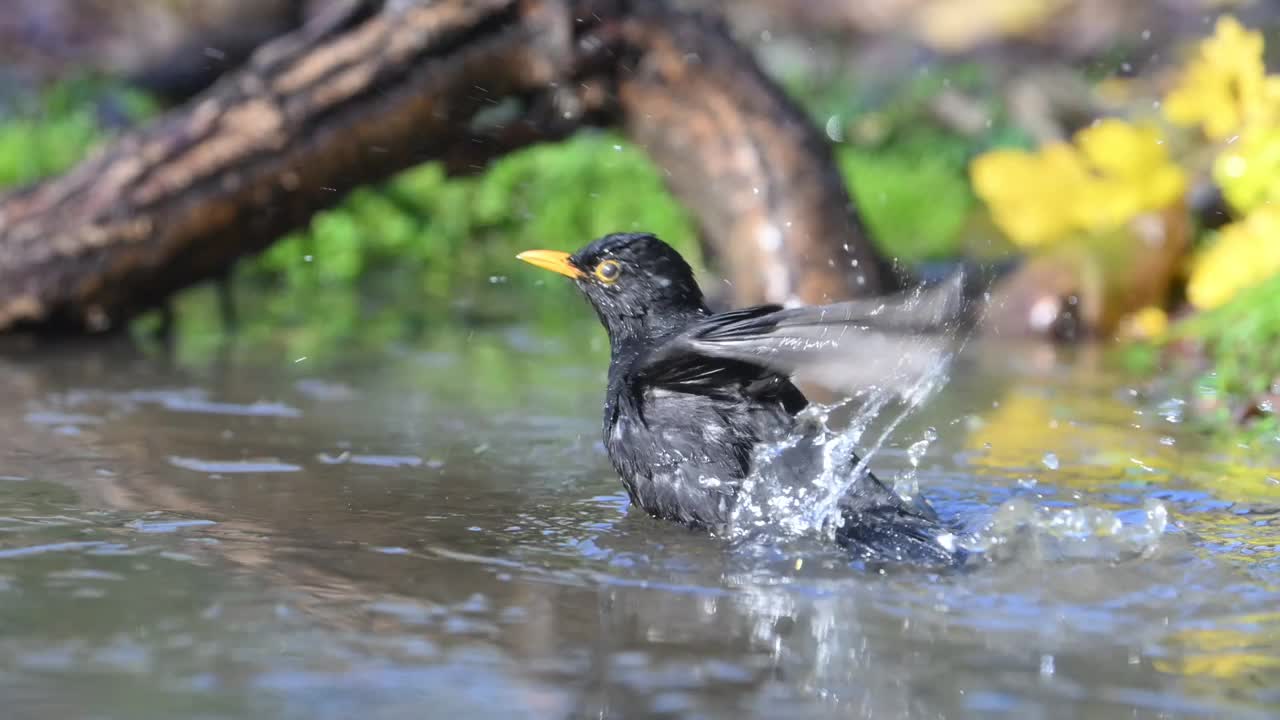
[{"x1": 0, "y1": 327, "x2": 1278, "y2": 719}]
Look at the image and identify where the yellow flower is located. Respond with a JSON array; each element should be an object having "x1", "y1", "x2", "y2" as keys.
[
  {"x1": 970, "y1": 120, "x2": 1185, "y2": 247},
  {"x1": 1164, "y1": 16, "x2": 1280, "y2": 140},
  {"x1": 1118, "y1": 306, "x2": 1170, "y2": 341},
  {"x1": 1076, "y1": 121, "x2": 1185, "y2": 201},
  {"x1": 970, "y1": 146, "x2": 1080, "y2": 247},
  {"x1": 1187, "y1": 205, "x2": 1280, "y2": 308},
  {"x1": 1214, "y1": 125, "x2": 1280, "y2": 212},
  {"x1": 1075, "y1": 120, "x2": 1187, "y2": 229}
]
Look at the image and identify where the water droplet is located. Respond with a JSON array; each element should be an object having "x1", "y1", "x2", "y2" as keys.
[
  {"x1": 825, "y1": 115, "x2": 843, "y2": 142},
  {"x1": 1143, "y1": 499, "x2": 1169, "y2": 536},
  {"x1": 1158, "y1": 398, "x2": 1185, "y2": 424},
  {"x1": 1042, "y1": 452, "x2": 1059, "y2": 470},
  {"x1": 908, "y1": 440, "x2": 929, "y2": 468},
  {"x1": 1040, "y1": 654, "x2": 1055, "y2": 676},
  {"x1": 1131, "y1": 457, "x2": 1155, "y2": 473}
]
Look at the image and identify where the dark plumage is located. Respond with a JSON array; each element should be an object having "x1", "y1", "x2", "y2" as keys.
[{"x1": 518, "y1": 232, "x2": 964, "y2": 565}]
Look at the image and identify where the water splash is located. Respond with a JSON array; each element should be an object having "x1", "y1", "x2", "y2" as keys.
[
  {"x1": 896, "y1": 426, "x2": 939, "y2": 502},
  {"x1": 963, "y1": 497, "x2": 1170, "y2": 562},
  {"x1": 726, "y1": 275, "x2": 970, "y2": 543},
  {"x1": 729, "y1": 349, "x2": 955, "y2": 542}
]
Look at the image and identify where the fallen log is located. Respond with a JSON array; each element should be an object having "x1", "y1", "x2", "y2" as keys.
[{"x1": 610, "y1": 7, "x2": 896, "y2": 304}]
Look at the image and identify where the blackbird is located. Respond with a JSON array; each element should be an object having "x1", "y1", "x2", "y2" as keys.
[{"x1": 518, "y1": 232, "x2": 964, "y2": 565}]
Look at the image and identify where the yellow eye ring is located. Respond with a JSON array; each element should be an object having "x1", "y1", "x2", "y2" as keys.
[{"x1": 594, "y1": 259, "x2": 622, "y2": 284}]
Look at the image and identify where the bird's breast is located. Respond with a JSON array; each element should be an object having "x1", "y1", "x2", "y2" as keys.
[{"x1": 603, "y1": 388, "x2": 774, "y2": 529}]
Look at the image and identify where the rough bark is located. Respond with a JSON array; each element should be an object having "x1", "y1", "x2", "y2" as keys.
[{"x1": 0, "y1": 0, "x2": 889, "y2": 334}]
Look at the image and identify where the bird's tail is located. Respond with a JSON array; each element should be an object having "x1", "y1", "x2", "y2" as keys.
[{"x1": 835, "y1": 500, "x2": 964, "y2": 567}]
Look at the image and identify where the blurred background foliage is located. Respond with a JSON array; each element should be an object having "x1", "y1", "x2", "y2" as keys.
[
  {"x1": 0, "y1": 1, "x2": 1277, "y2": 439},
  {"x1": 0, "y1": 62, "x2": 1007, "y2": 339}
]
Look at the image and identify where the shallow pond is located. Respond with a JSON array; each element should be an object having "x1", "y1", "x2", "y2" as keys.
[{"x1": 0, "y1": 320, "x2": 1277, "y2": 719}]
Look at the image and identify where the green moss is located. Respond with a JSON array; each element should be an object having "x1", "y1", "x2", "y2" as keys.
[
  {"x1": 1120, "y1": 275, "x2": 1280, "y2": 437},
  {"x1": 246, "y1": 132, "x2": 700, "y2": 311},
  {"x1": 0, "y1": 76, "x2": 155, "y2": 187},
  {"x1": 0, "y1": 109, "x2": 99, "y2": 186},
  {"x1": 1172, "y1": 275, "x2": 1280, "y2": 430},
  {"x1": 837, "y1": 128, "x2": 976, "y2": 263}
]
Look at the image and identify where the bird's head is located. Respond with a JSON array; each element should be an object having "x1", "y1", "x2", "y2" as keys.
[{"x1": 517, "y1": 232, "x2": 708, "y2": 343}]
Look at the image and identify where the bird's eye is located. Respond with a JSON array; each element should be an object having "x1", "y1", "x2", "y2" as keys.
[{"x1": 594, "y1": 259, "x2": 622, "y2": 284}]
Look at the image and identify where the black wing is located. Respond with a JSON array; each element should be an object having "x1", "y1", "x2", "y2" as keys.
[{"x1": 640, "y1": 273, "x2": 968, "y2": 396}]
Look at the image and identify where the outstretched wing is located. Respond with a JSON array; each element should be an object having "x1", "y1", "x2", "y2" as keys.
[{"x1": 640, "y1": 273, "x2": 969, "y2": 397}]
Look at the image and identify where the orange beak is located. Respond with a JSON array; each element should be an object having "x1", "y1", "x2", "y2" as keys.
[{"x1": 516, "y1": 249, "x2": 585, "y2": 279}]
